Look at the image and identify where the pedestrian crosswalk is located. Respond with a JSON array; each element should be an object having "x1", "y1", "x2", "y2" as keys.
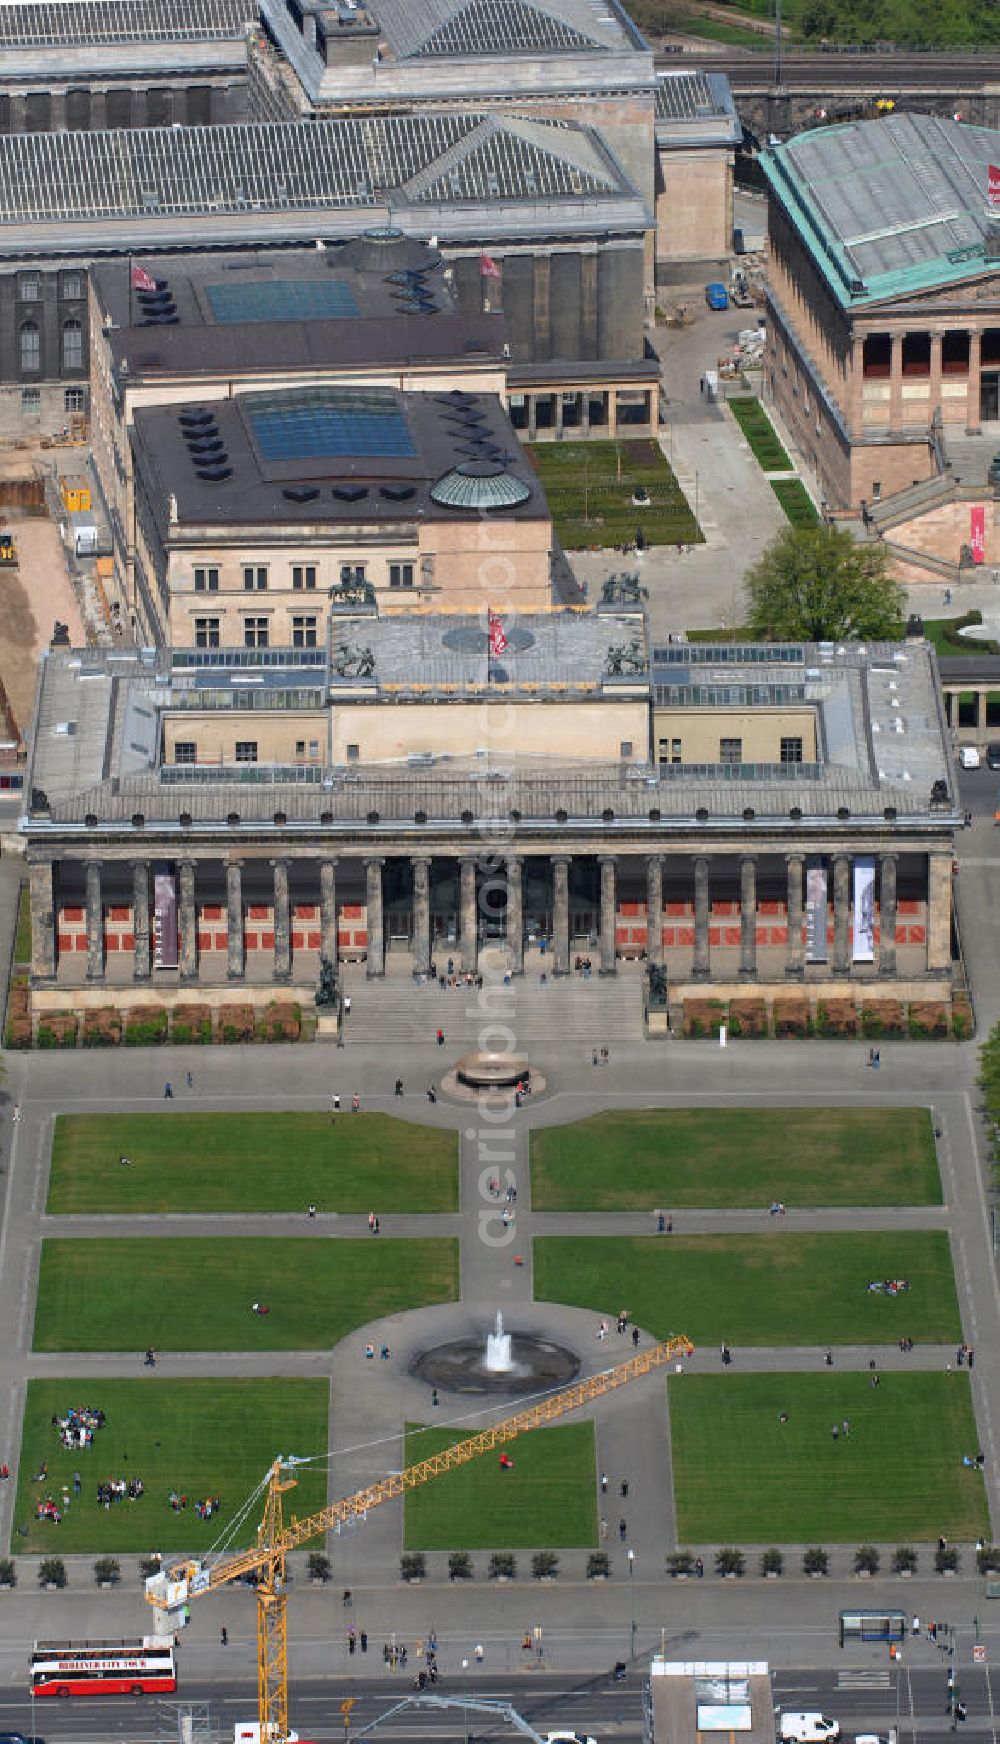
[{"x1": 837, "y1": 1669, "x2": 892, "y2": 1689}]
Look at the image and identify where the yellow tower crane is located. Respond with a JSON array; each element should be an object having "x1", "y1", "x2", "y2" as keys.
[{"x1": 145, "y1": 1334, "x2": 694, "y2": 1744}]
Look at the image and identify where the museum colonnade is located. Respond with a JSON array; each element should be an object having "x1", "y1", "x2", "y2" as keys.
[{"x1": 27, "y1": 846, "x2": 952, "y2": 986}]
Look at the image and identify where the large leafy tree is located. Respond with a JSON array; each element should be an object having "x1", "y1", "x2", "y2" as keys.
[{"x1": 745, "y1": 525, "x2": 905, "y2": 642}]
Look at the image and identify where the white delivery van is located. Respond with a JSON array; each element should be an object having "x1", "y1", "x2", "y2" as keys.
[
  {"x1": 779, "y1": 1716, "x2": 841, "y2": 1744},
  {"x1": 958, "y1": 746, "x2": 981, "y2": 769}
]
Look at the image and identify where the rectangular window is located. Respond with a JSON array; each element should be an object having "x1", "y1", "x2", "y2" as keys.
[
  {"x1": 780, "y1": 736, "x2": 804, "y2": 764},
  {"x1": 61, "y1": 273, "x2": 83, "y2": 300},
  {"x1": 340, "y1": 562, "x2": 366, "y2": 585},
  {"x1": 295, "y1": 739, "x2": 306, "y2": 759},
  {"x1": 243, "y1": 616, "x2": 269, "y2": 649},
  {"x1": 346, "y1": 743, "x2": 360, "y2": 761},
  {"x1": 174, "y1": 741, "x2": 197, "y2": 765},
  {"x1": 194, "y1": 566, "x2": 219, "y2": 593},
  {"x1": 242, "y1": 564, "x2": 268, "y2": 591},
  {"x1": 672, "y1": 737, "x2": 682, "y2": 764},
  {"x1": 18, "y1": 275, "x2": 39, "y2": 302},
  {"x1": 872, "y1": 481, "x2": 882, "y2": 502},
  {"x1": 194, "y1": 616, "x2": 220, "y2": 648},
  {"x1": 292, "y1": 614, "x2": 317, "y2": 649},
  {"x1": 292, "y1": 564, "x2": 316, "y2": 590},
  {"x1": 309, "y1": 739, "x2": 319, "y2": 760},
  {"x1": 389, "y1": 562, "x2": 414, "y2": 589},
  {"x1": 63, "y1": 387, "x2": 85, "y2": 413},
  {"x1": 21, "y1": 388, "x2": 40, "y2": 414},
  {"x1": 719, "y1": 737, "x2": 743, "y2": 765},
  {"x1": 619, "y1": 740, "x2": 633, "y2": 759},
  {"x1": 235, "y1": 741, "x2": 258, "y2": 763}
]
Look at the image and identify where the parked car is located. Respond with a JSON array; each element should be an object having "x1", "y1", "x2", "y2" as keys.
[
  {"x1": 705, "y1": 281, "x2": 729, "y2": 310},
  {"x1": 987, "y1": 743, "x2": 1000, "y2": 770},
  {"x1": 779, "y1": 1717, "x2": 841, "y2": 1744},
  {"x1": 958, "y1": 746, "x2": 981, "y2": 768}
]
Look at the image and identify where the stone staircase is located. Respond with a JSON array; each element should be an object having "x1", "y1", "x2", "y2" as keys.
[{"x1": 339, "y1": 959, "x2": 645, "y2": 1047}]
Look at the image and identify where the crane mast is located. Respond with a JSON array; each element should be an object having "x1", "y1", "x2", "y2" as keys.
[{"x1": 145, "y1": 1334, "x2": 694, "y2": 1743}]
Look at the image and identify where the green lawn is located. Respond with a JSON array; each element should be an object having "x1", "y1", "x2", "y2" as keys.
[
  {"x1": 729, "y1": 397, "x2": 792, "y2": 472},
  {"x1": 670, "y1": 1371, "x2": 988, "y2": 1542},
  {"x1": 531, "y1": 1108, "x2": 941, "y2": 1211},
  {"x1": 403, "y1": 1422, "x2": 597, "y2": 1550},
  {"x1": 527, "y1": 439, "x2": 701, "y2": 549},
  {"x1": 771, "y1": 477, "x2": 819, "y2": 527},
  {"x1": 13, "y1": 881, "x2": 30, "y2": 965},
  {"x1": 13, "y1": 1377, "x2": 328, "y2": 1553},
  {"x1": 33, "y1": 1238, "x2": 459, "y2": 1351},
  {"x1": 534, "y1": 1232, "x2": 960, "y2": 1345},
  {"x1": 47, "y1": 1112, "x2": 458, "y2": 1215}
]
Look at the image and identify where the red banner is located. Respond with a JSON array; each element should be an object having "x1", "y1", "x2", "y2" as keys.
[
  {"x1": 990, "y1": 164, "x2": 1000, "y2": 203},
  {"x1": 971, "y1": 503, "x2": 986, "y2": 564},
  {"x1": 488, "y1": 610, "x2": 508, "y2": 656}
]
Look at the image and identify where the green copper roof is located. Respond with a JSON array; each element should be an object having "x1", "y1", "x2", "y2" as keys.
[{"x1": 761, "y1": 112, "x2": 1000, "y2": 310}]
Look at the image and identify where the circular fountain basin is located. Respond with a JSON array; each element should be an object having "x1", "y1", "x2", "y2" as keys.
[
  {"x1": 411, "y1": 1332, "x2": 580, "y2": 1395},
  {"x1": 455, "y1": 1050, "x2": 531, "y2": 1090}
]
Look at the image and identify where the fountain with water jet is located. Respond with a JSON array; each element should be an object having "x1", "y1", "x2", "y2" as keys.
[{"x1": 411, "y1": 1310, "x2": 579, "y2": 1396}]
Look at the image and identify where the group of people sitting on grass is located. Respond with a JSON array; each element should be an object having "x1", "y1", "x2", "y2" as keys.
[
  {"x1": 51, "y1": 1405, "x2": 106, "y2": 1448},
  {"x1": 97, "y1": 1477, "x2": 144, "y2": 1507},
  {"x1": 866, "y1": 1279, "x2": 910, "y2": 1295}
]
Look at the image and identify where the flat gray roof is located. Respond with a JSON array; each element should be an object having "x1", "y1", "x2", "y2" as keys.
[
  {"x1": 0, "y1": 0, "x2": 252, "y2": 45},
  {"x1": 22, "y1": 637, "x2": 958, "y2": 831}
]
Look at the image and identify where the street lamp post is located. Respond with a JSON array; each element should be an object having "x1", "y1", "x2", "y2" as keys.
[{"x1": 627, "y1": 1547, "x2": 636, "y2": 1659}]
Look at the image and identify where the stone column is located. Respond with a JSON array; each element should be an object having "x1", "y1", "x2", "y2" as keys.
[
  {"x1": 832, "y1": 854, "x2": 851, "y2": 976},
  {"x1": 739, "y1": 855, "x2": 757, "y2": 979},
  {"x1": 132, "y1": 860, "x2": 151, "y2": 982},
  {"x1": 693, "y1": 855, "x2": 710, "y2": 979},
  {"x1": 412, "y1": 856, "x2": 431, "y2": 979},
  {"x1": 926, "y1": 851, "x2": 953, "y2": 976},
  {"x1": 28, "y1": 860, "x2": 57, "y2": 981},
  {"x1": 929, "y1": 331, "x2": 943, "y2": 416},
  {"x1": 552, "y1": 855, "x2": 570, "y2": 976},
  {"x1": 977, "y1": 690, "x2": 988, "y2": 731},
  {"x1": 459, "y1": 856, "x2": 478, "y2": 974},
  {"x1": 878, "y1": 852, "x2": 898, "y2": 979},
  {"x1": 785, "y1": 854, "x2": 804, "y2": 980},
  {"x1": 178, "y1": 858, "x2": 197, "y2": 983},
  {"x1": 506, "y1": 856, "x2": 524, "y2": 976},
  {"x1": 226, "y1": 860, "x2": 244, "y2": 982},
  {"x1": 272, "y1": 859, "x2": 290, "y2": 983},
  {"x1": 889, "y1": 332, "x2": 903, "y2": 433},
  {"x1": 365, "y1": 857, "x2": 385, "y2": 978},
  {"x1": 320, "y1": 859, "x2": 338, "y2": 969},
  {"x1": 84, "y1": 859, "x2": 103, "y2": 982},
  {"x1": 646, "y1": 855, "x2": 663, "y2": 967},
  {"x1": 599, "y1": 856, "x2": 617, "y2": 976},
  {"x1": 968, "y1": 330, "x2": 982, "y2": 435}
]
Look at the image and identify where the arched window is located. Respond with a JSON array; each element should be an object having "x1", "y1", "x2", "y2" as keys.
[
  {"x1": 19, "y1": 321, "x2": 39, "y2": 372},
  {"x1": 62, "y1": 318, "x2": 83, "y2": 372}
]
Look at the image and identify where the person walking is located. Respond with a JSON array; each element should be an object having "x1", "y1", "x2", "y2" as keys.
[
  {"x1": 618, "y1": 1517, "x2": 627, "y2": 1541},
  {"x1": 221, "y1": 1626, "x2": 229, "y2": 1647},
  {"x1": 436, "y1": 1028, "x2": 445, "y2": 1047},
  {"x1": 600, "y1": 1472, "x2": 608, "y2": 1493},
  {"x1": 164, "y1": 1082, "x2": 173, "y2": 1099},
  {"x1": 307, "y1": 1204, "x2": 316, "y2": 1220}
]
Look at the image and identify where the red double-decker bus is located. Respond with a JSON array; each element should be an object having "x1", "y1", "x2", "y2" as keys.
[{"x1": 30, "y1": 1636, "x2": 177, "y2": 1697}]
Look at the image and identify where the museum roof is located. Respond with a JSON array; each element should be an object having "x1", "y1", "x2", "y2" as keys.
[
  {"x1": 130, "y1": 385, "x2": 540, "y2": 531},
  {"x1": 0, "y1": 115, "x2": 646, "y2": 258},
  {"x1": 0, "y1": 0, "x2": 252, "y2": 43},
  {"x1": 761, "y1": 113, "x2": 1000, "y2": 310},
  {"x1": 92, "y1": 238, "x2": 503, "y2": 380},
  {"x1": 654, "y1": 70, "x2": 740, "y2": 149},
  {"x1": 21, "y1": 636, "x2": 959, "y2": 833}
]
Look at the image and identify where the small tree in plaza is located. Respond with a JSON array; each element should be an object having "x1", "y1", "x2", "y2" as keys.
[{"x1": 746, "y1": 525, "x2": 905, "y2": 643}]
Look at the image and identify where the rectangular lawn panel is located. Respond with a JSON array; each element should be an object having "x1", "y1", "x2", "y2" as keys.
[
  {"x1": 33, "y1": 1237, "x2": 459, "y2": 1351},
  {"x1": 14, "y1": 1377, "x2": 328, "y2": 1553},
  {"x1": 47, "y1": 1112, "x2": 458, "y2": 1215},
  {"x1": 670, "y1": 1371, "x2": 988, "y2": 1542},
  {"x1": 527, "y1": 439, "x2": 701, "y2": 549},
  {"x1": 403, "y1": 1421, "x2": 597, "y2": 1550},
  {"x1": 531, "y1": 1108, "x2": 941, "y2": 1211},
  {"x1": 534, "y1": 1232, "x2": 960, "y2": 1345}
]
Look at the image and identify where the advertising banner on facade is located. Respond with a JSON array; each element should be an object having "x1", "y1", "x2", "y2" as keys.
[
  {"x1": 153, "y1": 863, "x2": 178, "y2": 970},
  {"x1": 971, "y1": 504, "x2": 986, "y2": 564},
  {"x1": 805, "y1": 857, "x2": 827, "y2": 962},
  {"x1": 852, "y1": 855, "x2": 876, "y2": 962}
]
